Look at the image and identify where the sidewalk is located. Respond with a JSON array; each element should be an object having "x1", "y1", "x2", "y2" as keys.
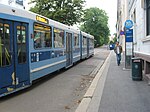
[{"x1": 76, "y1": 51, "x2": 150, "y2": 112}]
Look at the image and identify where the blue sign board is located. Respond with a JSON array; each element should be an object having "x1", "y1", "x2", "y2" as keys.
[
  {"x1": 126, "y1": 29, "x2": 133, "y2": 42},
  {"x1": 124, "y1": 20, "x2": 133, "y2": 29},
  {"x1": 120, "y1": 31, "x2": 124, "y2": 35}
]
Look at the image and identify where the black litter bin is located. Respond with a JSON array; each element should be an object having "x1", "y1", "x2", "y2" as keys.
[{"x1": 132, "y1": 58, "x2": 142, "y2": 81}]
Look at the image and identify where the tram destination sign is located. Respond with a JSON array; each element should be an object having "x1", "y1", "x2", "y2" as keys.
[{"x1": 36, "y1": 15, "x2": 49, "y2": 24}]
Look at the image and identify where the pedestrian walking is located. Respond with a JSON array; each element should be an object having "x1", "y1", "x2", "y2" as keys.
[{"x1": 114, "y1": 42, "x2": 122, "y2": 66}]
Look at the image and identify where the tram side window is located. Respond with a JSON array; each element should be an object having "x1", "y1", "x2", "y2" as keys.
[
  {"x1": 83, "y1": 36, "x2": 87, "y2": 47},
  {"x1": 92, "y1": 39, "x2": 94, "y2": 46},
  {"x1": 0, "y1": 23, "x2": 11, "y2": 67},
  {"x1": 17, "y1": 25, "x2": 26, "y2": 64},
  {"x1": 89, "y1": 39, "x2": 91, "y2": 46},
  {"x1": 74, "y1": 34, "x2": 79, "y2": 47},
  {"x1": 90, "y1": 39, "x2": 94, "y2": 46},
  {"x1": 54, "y1": 28, "x2": 64, "y2": 48},
  {"x1": 34, "y1": 23, "x2": 52, "y2": 49}
]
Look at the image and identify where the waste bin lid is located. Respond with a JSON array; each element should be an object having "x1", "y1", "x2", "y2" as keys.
[
  {"x1": 132, "y1": 57, "x2": 141, "y2": 62},
  {"x1": 132, "y1": 57, "x2": 141, "y2": 60}
]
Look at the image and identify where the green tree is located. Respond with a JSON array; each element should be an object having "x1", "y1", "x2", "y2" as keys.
[
  {"x1": 80, "y1": 7, "x2": 110, "y2": 46},
  {"x1": 29, "y1": 0, "x2": 85, "y2": 26},
  {"x1": 113, "y1": 36, "x2": 117, "y2": 43},
  {"x1": 109, "y1": 33, "x2": 117, "y2": 44}
]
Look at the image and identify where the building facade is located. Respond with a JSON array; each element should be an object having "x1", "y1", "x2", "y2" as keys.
[
  {"x1": 117, "y1": 0, "x2": 150, "y2": 81},
  {"x1": 116, "y1": 0, "x2": 128, "y2": 51},
  {"x1": 0, "y1": 0, "x2": 27, "y2": 9},
  {"x1": 129, "y1": 0, "x2": 150, "y2": 81}
]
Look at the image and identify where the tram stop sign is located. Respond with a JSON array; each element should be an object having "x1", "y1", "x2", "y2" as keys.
[
  {"x1": 124, "y1": 20, "x2": 134, "y2": 69},
  {"x1": 124, "y1": 20, "x2": 133, "y2": 29}
]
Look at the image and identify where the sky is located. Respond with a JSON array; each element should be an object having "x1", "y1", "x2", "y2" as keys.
[
  {"x1": 24, "y1": 0, "x2": 117, "y2": 35},
  {"x1": 26, "y1": 0, "x2": 117, "y2": 35},
  {"x1": 85, "y1": 0, "x2": 117, "y2": 36},
  {"x1": 0, "y1": 0, "x2": 117, "y2": 35}
]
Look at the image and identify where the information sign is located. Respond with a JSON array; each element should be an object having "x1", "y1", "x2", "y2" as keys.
[
  {"x1": 126, "y1": 29, "x2": 133, "y2": 42},
  {"x1": 126, "y1": 42, "x2": 132, "y2": 56},
  {"x1": 124, "y1": 20, "x2": 133, "y2": 29}
]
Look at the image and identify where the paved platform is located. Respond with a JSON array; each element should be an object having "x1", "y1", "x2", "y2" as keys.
[{"x1": 76, "y1": 51, "x2": 150, "y2": 112}]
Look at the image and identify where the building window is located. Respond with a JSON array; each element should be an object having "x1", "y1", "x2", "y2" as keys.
[
  {"x1": 146, "y1": 0, "x2": 150, "y2": 35},
  {"x1": 133, "y1": 9, "x2": 136, "y2": 23}
]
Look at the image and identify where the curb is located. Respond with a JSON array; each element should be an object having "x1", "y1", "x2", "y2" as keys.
[
  {"x1": 75, "y1": 51, "x2": 112, "y2": 112},
  {"x1": 89, "y1": 61, "x2": 104, "y2": 77}
]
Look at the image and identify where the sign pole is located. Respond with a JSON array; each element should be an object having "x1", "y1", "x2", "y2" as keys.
[{"x1": 124, "y1": 20, "x2": 134, "y2": 69}]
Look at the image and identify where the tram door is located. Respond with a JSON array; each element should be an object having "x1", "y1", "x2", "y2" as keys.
[
  {"x1": 66, "y1": 32, "x2": 73, "y2": 67},
  {"x1": 14, "y1": 22, "x2": 29, "y2": 88},
  {"x1": 0, "y1": 20, "x2": 29, "y2": 94},
  {"x1": 87, "y1": 38, "x2": 89, "y2": 57}
]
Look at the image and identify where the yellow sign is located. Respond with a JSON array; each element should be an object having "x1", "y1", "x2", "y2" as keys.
[{"x1": 36, "y1": 16, "x2": 49, "y2": 24}]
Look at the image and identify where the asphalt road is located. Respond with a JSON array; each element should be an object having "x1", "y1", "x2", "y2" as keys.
[{"x1": 0, "y1": 47, "x2": 110, "y2": 112}]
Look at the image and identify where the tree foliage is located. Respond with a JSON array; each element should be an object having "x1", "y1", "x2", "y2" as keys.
[
  {"x1": 29, "y1": 0, "x2": 85, "y2": 26},
  {"x1": 109, "y1": 33, "x2": 117, "y2": 44},
  {"x1": 80, "y1": 7, "x2": 110, "y2": 46}
]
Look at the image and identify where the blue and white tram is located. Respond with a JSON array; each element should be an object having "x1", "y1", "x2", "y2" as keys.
[
  {"x1": 80, "y1": 32, "x2": 94, "y2": 59},
  {"x1": 87, "y1": 34, "x2": 94, "y2": 57},
  {"x1": 0, "y1": 4, "x2": 94, "y2": 97},
  {"x1": 69, "y1": 27, "x2": 81, "y2": 64}
]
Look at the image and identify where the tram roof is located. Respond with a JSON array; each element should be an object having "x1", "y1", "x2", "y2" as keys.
[
  {"x1": 0, "y1": 3, "x2": 94, "y2": 38},
  {"x1": 0, "y1": 4, "x2": 78, "y2": 32},
  {"x1": 81, "y1": 31, "x2": 94, "y2": 39}
]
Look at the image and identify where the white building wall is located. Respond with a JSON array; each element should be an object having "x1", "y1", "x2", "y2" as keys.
[
  {"x1": 136, "y1": 0, "x2": 145, "y2": 52},
  {"x1": 128, "y1": 0, "x2": 150, "y2": 80},
  {"x1": 116, "y1": 0, "x2": 128, "y2": 52},
  {"x1": 0, "y1": 0, "x2": 27, "y2": 9},
  {"x1": 129, "y1": 0, "x2": 150, "y2": 54}
]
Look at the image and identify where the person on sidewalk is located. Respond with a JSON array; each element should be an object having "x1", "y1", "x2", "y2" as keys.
[{"x1": 114, "y1": 42, "x2": 122, "y2": 66}]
